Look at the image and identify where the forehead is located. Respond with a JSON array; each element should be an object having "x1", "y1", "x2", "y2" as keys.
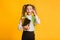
[{"x1": 27, "y1": 6, "x2": 33, "y2": 9}]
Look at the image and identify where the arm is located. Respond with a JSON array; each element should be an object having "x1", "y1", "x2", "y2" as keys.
[
  {"x1": 18, "y1": 17, "x2": 30, "y2": 31},
  {"x1": 35, "y1": 15, "x2": 40, "y2": 24},
  {"x1": 32, "y1": 9, "x2": 40, "y2": 24},
  {"x1": 18, "y1": 19, "x2": 23, "y2": 30}
]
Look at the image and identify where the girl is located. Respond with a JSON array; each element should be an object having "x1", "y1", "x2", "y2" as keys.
[{"x1": 18, "y1": 4, "x2": 40, "y2": 40}]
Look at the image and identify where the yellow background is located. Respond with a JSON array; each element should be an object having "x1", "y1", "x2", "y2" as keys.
[{"x1": 0, "y1": 0, "x2": 60, "y2": 40}]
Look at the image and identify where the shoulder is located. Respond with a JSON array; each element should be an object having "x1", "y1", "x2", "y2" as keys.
[
  {"x1": 32, "y1": 15, "x2": 35, "y2": 19},
  {"x1": 21, "y1": 16, "x2": 26, "y2": 19}
]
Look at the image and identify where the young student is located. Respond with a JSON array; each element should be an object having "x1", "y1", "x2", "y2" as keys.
[{"x1": 18, "y1": 4, "x2": 40, "y2": 40}]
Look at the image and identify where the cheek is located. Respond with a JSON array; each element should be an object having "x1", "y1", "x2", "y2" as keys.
[
  {"x1": 31, "y1": 10, "x2": 33, "y2": 11},
  {"x1": 29, "y1": 10, "x2": 32, "y2": 12}
]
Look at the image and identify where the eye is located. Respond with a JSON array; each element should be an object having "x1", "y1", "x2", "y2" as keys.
[{"x1": 30, "y1": 8, "x2": 31, "y2": 10}]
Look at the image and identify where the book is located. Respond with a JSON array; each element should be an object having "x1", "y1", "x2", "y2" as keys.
[{"x1": 22, "y1": 18, "x2": 31, "y2": 26}]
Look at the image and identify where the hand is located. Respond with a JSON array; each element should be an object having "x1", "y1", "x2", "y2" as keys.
[
  {"x1": 23, "y1": 25, "x2": 30, "y2": 30},
  {"x1": 32, "y1": 9, "x2": 37, "y2": 16}
]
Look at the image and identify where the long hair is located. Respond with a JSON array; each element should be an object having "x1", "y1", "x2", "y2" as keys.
[{"x1": 22, "y1": 4, "x2": 37, "y2": 17}]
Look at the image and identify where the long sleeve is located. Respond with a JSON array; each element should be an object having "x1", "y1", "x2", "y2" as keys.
[
  {"x1": 35, "y1": 15, "x2": 40, "y2": 24},
  {"x1": 18, "y1": 19, "x2": 23, "y2": 30}
]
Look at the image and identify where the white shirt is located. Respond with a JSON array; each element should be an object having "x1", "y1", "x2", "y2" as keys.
[{"x1": 18, "y1": 15, "x2": 40, "y2": 31}]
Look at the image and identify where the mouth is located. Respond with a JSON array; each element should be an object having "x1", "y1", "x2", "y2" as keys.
[{"x1": 27, "y1": 12, "x2": 30, "y2": 13}]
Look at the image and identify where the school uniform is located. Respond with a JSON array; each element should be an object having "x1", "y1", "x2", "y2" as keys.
[{"x1": 18, "y1": 15, "x2": 40, "y2": 40}]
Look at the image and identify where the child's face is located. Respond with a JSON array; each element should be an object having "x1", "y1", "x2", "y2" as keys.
[{"x1": 26, "y1": 6, "x2": 33, "y2": 15}]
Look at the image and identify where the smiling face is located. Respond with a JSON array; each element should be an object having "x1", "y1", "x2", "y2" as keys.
[{"x1": 26, "y1": 6, "x2": 33, "y2": 15}]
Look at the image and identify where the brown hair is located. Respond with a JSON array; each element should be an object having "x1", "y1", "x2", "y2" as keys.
[{"x1": 22, "y1": 4, "x2": 36, "y2": 17}]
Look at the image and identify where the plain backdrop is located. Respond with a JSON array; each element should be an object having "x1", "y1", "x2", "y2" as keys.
[{"x1": 0, "y1": 0, "x2": 60, "y2": 40}]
